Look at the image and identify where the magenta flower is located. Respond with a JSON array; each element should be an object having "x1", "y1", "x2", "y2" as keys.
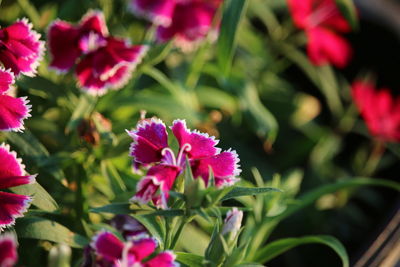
[
  {"x1": 0, "y1": 18, "x2": 44, "y2": 77},
  {"x1": 129, "y1": 0, "x2": 222, "y2": 51},
  {"x1": 48, "y1": 10, "x2": 148, "y2": 95},
  {"x1": 0, "y1": 68, "x2": 31, "y2": 132},
  {"x1": 0, "y1": 144, "x2": 36, "y2": 230},
  {"x1": 287, "y1": 0, "x2": 352, "y2": 68},
  {"x1": 127, "y1": 118, "x2": 241, "y2": 208},
  {"x1": 90, "y1": 231, "x2": 178, "y2": 267},
  {"x1": 352, "y1": 81, "x2": 400, "y2": 142},
  {"x1": 0, "y1": 234, "x2": 18, "y2": 267}
]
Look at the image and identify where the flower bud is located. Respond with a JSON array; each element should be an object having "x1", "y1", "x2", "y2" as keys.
[{"x1": 222, "y1": 208, "x2": 243, "y2": 240}]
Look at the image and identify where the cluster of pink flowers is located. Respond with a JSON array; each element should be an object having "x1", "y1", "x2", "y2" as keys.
[
  {"x1": 48, "y1": 11, "x2": 148, "y2": 95},
  {"x1": 287, "y1": 0, "x2": 352, "y2": 68},
  {"x1": 90, "y1": 231, "x2": 177, "y2": 267},
  {"x1": 129, "y1": 0, "x2": 222, "y2": 51},
  {"x1": 127, "y1": 118, "x2": 241, "y2": 208},
  {"x1": 351, "y1": 81, "x2": 400, "y2": 142}
]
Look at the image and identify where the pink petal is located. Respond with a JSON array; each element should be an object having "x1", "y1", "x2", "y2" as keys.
[
  {"x1": 156, "y1": 1, "x2": 219, "y2": 50},
  {"x1": 131, "y1": 164, "x2": 180, "y2": 208},
  {"x1": 75, "y1": 37, "x2": 148, "y2": 95},
  {"x1": 306, "y1": 27, "x2": 352, "y2": 68},
  {"x1": 0, "y1": 192, "x2": 31, "y2": 230},
  {"x1": 287, "y1": 0, "x2": 312, "y2": 29},
  {"x1": 0, "y1": 144, "x2": 25, "y2": 179},
  {"x1": 144, "y1": 251, "x2": 177, "y2": 267},
  {"x1": 0, "y1": 18, "x2": 44, "y2": 77},
  {"x1": 130, "y1": 0, "x2": 176, "y2": 27},
  {"x1": 92, "y1": 231, "x2": 124, "y2": 262},
  {"x1": 127, "y1": 118, "x2": 168, "y2": 165},
  {"x1": 0, "y1": 234, "x2": 18, "y2": 267},
  {"x1": 0, "y1": 68, "x2": 14, "y2": 94},
  {"x1": 0, "y1": 95, "x2": 31, "y2": 132},
  {"x1": 79, "y1": 10, "x2": 109, "y2": 36},
  {"x1": 0, "y1": 175, "x2": 36, "y2": 190},
  {"x1": 47, "y1": 20, "x2": 81, "y2": 72},
  {"x1": 171, "y1": 119, "x2": 220, "y2": 159},
  {"x1": 191, "y1": 149, "x2": 241, "y2": 187},
  {"x1": 129, "y1": 237, "x2": 157, "y2": 261}
]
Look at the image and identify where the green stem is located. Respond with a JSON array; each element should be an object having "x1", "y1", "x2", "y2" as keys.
[
  {"x1": 363, "y1": 140, "x2": 385, "y2": 176},
  {"x1": 17, "y1": 0, "x2": 41, "y2": 28},
  {"x1": 142, "y1": 66, "x2": 180, "y2": 96},
  {"x1": 170, "y1": 217, "x2": 188, "y2": 249}
]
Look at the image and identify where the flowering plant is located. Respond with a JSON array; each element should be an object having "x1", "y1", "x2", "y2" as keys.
[{"x1": 0, "y1": 0, "x2": 399, "y2": 267}]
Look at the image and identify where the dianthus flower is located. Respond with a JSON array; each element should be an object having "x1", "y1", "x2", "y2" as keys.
[
  {"x1": 352, "y1": 80, "x2": 400, "y2": 142},
  {"x1": 287, "y1": 0, "x2": 352, "y2": 68},
  {"x1": 0, "y1": 144, "x2": 36, "y2": 230},
  {"x1": 110, "y1": 215, "x2": 147, "y2": 239},
  {"x1": 48, "y1": 10, "x2": 148, "y2": 95},
  {"x1": 0, "y1": 68, "x2": 31, "y2": 132},
  {"x1": 88, "y1": 231, "x2": 178, "y2": 267},
  {"x1": 0, "y1": 18, "x2": 44, "y2": 77},
  {"x1": 129, "y1": 0, "x2": 222, "y2": 51},
  {"x1": 0, "y1": 234, "x2": 18, "y2": 267},
  {"x1": 127, "y1": 118, "x2": 241, "y2": 208}
]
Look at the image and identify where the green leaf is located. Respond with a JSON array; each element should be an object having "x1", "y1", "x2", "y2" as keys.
[
  {"x1": 221, "y1": 186, "x2": 281, "y2": 201},
  {"x1": 217, "y1": 0, "x2": 249, "y2": 76},
  {"x1": 176, "y1": 252, "x2": 204, "y2": 267},
  {"x1": 66, "y1": 94, "x2": 97, "y2": 133},
  {"x1": 15, "y1": 217, "x2": 89, "y2": 248},
  {"x1": 335, "y1": 0, "x2": 358, "y2": 30},
  {"x1": 90, "y1": 203, "x2": 132, "y2": 214},
  {"x1": 239, "y1": 83, "x2": 279, "y2": 143},
  {"x1": 10, "y1": 182, "x2": 58, "y2": 212},
  {"x1": 132, "y1": 214, "x2": 166, "y2": 247},
  {"x1": 254, "y1": 235, "x2": 349, "y2": 267},
  {"x1": 271, "y1": 178, "x2": 400, "y2": 223}
]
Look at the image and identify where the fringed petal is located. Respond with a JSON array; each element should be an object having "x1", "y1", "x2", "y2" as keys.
[{"x1": 0, "y1": 95, "x2": 31, "y2": 132}]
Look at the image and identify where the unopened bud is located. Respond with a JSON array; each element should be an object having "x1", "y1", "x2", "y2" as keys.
[{"x1": 222, "y1": 208, "x2": 243, "y2": 240}]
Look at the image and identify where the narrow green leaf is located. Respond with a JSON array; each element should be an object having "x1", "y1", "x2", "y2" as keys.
[
  {"x1": 335, "y1": 0, "x2": 358, "y2": 30},
  {"x1": 90, "y1": 203, "x2": 132, "y2": 214},
  {"x1": 176, "y1": 252, "x2": 204, "y2": 267},
  {"x1": 221, "y1": 187, "x2": 281, "y2": 201},
  {"x1": 10, "y1": 182, "x2": 58, "y2": 212},
  {"x1": 15, "y1": 217, "x2": 89, "y2": 248},
  {"x1": 271, "y1": 178, "x2": 400, "y2": 223},
  {"x1": 254, "y1": 235, "x2": 349, "y2": 267},
  {"x1": 239, "y1": 84, "x2": 279, "y2": 143},
  {"x1": 66, "y1": 94, "x2": 97, "y2": 133},
  {"x1": 217, "y1": 0, "x2": 248, "y2": 76},
  {"x1": 132, "y1": 214, "x2": 166, "y2": 246}
]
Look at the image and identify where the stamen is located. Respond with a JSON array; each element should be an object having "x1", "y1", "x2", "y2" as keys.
[
  {"x1": 161, "y1": 147, "x2": 177, "y2": 166},
  {"x1": 120, "y1": 241, "x2": 133, "y2": 267},
  {"x1": 176, "y1": 143, "x2": 192, "y2": 167}
]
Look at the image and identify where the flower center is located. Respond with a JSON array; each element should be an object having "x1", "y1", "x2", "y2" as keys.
[
  {"x1": 79, "y1": 31, "x2": 107, "y2": 54},
  {"x1": 161, "y1": 143, "x2": 192, "y2": 167}
]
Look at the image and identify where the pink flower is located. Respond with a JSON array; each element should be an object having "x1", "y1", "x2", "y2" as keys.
[
  {"x1": 0, "y1": 234, "x2": 18, "y2": 267},
  {"x1": 0, "y1": 143, "x2": 36, "y2": 230},
  {"x1": 287, "y1": 0, "x2": 352, "y2": 68},
  {"x1": 48, "y1": 10, "x2": 148, "y2": 95},
  {"x1": 0, "y1": 18, "x2": 44, "y2": 77},
  {"x1": 127, "y1": 118, "x2": 241, "y2": 208},
  {"x1": 352, "y1": 81, "x2": 400, "y2": 142},
  {"x1": 129, "y1": 0, "x2": 222, "y2": 51},
  {"x1": 90, "y1": 231, "x2": 178, "y2": 267},
  {"x1": 0, "y1": 68, "x2": 31, "y2": 132}
]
